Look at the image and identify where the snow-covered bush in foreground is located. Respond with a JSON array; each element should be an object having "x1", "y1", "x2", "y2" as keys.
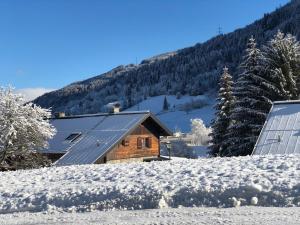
[
  {"x1": 0, "y1": 86, "x2": 56, "y2": 167},
  {"x1": 0, "y1": 154, "x2": 299, "y2": 214}
]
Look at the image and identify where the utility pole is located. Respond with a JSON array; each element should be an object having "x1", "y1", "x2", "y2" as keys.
[{"x1": 218, "y1": 26, "x2": 223, "y2": 35}]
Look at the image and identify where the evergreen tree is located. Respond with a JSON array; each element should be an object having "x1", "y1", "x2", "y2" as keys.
[
  {"x1": 225, "y1": 37, "x2": 271, "y2": 156},
  {"x1": 262, "y1": 31, "x2": 300, "y2": 100},
  {"x1": 125, "y1": 84, "x2": 133, "y2": 108},
  {"x1": 209, "y1": 67, "x2": 235, "y2": 156},
  {"x1": 225, "y1": 32, "x2": 300, "y2": 156},
  {"x1": 163, "y1": 96, "x2": 169, "y2": 111}
]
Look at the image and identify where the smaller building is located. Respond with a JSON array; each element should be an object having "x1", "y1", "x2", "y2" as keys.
[
  {"x1": 41, "y1": 111, "x2": 172, "y2": 166},
  {"x1": 253, "y1": 100, "x2": 300, "y2": 155},
  {"x1": 160, "y1": 133, "x2": 210, "y2": 159}
]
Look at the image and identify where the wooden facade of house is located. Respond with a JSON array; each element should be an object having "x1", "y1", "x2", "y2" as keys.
[{"x1": 97, "y1": 123, "x2": 160, "y2": 163}]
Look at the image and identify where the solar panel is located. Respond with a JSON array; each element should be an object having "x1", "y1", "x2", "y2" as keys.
[{"x1": 253, "y1": 102, "x2": 300, "y2": 155}]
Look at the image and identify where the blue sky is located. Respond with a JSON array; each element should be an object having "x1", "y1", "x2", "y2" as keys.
[{"x1": 0, "y1": 0, "x2": 290, "y2": 99}]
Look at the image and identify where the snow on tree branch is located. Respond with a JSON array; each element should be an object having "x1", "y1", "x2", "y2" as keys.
[
  {"x1": 189, "y1": 118, "x2": 211, "y2": 146},
  {"x1": 0, "y1": 86, "x2": 56, "y2": 164}
]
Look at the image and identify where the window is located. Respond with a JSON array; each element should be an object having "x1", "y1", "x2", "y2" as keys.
[
  {"x1": 137, "y1": 137, "x2": 152, "y2": 149},
  {"x1": 122, "y1": 139, "x2": 130, "y2": 146},
  {"x1": 145, "y1": 137, "x2": 152, "y2": 148},
  {"x1": 65, "y1": 133, "x2": 81, "y2": 143}
]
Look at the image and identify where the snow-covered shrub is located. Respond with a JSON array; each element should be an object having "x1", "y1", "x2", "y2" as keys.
[
  {"x1": 0, "y1": 86, "x2": 56, "y2": 169},
  {"x1": 189, "y1": 118, "x2": 211, "y2": 146},
  {"x1": 2, "y1": 152, "x2": 51, "y2": 171}
]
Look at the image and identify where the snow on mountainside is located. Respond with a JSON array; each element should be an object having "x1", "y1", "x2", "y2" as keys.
[
  {"x1": 0, "y1": 154, "x2": 299, "y2": 214},
  {"x1": 34, "y1": 1, "x2": 300, "y2": 115},
  {"x1": 126, "y1": 95, "x2": 215, "y2": 132}
]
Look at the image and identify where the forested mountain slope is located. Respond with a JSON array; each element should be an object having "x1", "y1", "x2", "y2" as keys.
[{"x1": 34, "y1": 0, "x2": 300, "y2": 115}]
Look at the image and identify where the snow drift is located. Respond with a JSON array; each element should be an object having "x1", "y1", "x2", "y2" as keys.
[{"x1": 0, "y1": 155, "x2": 299, "y2": 214}]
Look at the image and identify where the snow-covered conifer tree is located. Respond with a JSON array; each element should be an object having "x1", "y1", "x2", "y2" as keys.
[
  {"x1": 225, "y1": 37, "x2": 271, "y2": 156},
  {"x1": 0, "y1": 86, "x2": 56, "y2": 166},
  {"x1": 209, "y1": 67, "x2": 235, "y2": 156},
  {"x1": 262, "y1": 31, "x2": 300, "y2": 100},
  {"x1": 163, "y1": 96, "x2": 169, "y2": 111}
]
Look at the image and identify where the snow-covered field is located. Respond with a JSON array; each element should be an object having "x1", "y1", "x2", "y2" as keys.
[
  {"x1": 1, "y1": 206, "x2": 300, "y2": 225},
  {"x1": 0, "y1": 155, "x2": 299, "y2": 215},
  {"x1": 126, "y1": 95, "x2": 215, "y2": 132}
]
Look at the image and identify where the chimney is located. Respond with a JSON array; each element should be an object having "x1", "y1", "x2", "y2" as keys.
[
  {"x1": 108, "y1": 102, "x2": 121, "y2": 113},
  {"x1": 54, "y1": 112, "x2": 66, "y2": 118},
  {"x1": 114, "y1": 103, "x2": 121, "y2": 113}
]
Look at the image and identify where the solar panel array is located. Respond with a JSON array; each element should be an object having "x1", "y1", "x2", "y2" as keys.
[
  {"x1": 253, "y1": 102, "x2": 300, "y2": 155},
  {"x1": 53, "y1": 112, "x2": 149, "y2": 165}
]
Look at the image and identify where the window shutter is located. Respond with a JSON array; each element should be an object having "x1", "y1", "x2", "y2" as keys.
[
  {"x1": 146, "y1": 137, "x2": 152, "y2": 148},
  {"x1": 137, "y1": 137, "x2": 142, "y2": 149}
]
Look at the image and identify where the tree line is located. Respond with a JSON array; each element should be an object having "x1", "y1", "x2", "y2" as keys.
[{"x1": 210, "y1": 31, "x2": 300, "y2": 156}]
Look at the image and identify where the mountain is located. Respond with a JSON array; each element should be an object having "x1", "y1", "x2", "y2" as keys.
[{"x1": 34, "y1": 0, "x2": 300, "y2": 115}]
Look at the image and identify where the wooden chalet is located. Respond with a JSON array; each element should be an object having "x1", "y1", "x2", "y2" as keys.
[{"x1": 40, "y1": 110, "x2": 172, "y2": 166}]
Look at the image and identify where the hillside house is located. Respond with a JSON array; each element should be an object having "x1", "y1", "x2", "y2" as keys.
[
  {"x1": 253, "y1": 100, "x2": 300, "y2": 155},
  {"x1": 41, "y1": 111, "x2": 172, "y2": 166}
]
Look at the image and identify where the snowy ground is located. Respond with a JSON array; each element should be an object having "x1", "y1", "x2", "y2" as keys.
[
  {"x1": 1, "y1": 207, "x2": 300, "y2": 225},
  {"x1": 0, "y1": 154, "x2": 299, "y2": 215},
  {"x1": 126, "y1": 95, "x2": 215, "y2": 132}
]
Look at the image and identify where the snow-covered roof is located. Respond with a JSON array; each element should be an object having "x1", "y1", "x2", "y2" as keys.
[
  {"x1": 253, "y1": 101, "x2": 300, "y2": 155},
  {"x1": 43, "y1": 111, "x2": 172, "y2": 166}
]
